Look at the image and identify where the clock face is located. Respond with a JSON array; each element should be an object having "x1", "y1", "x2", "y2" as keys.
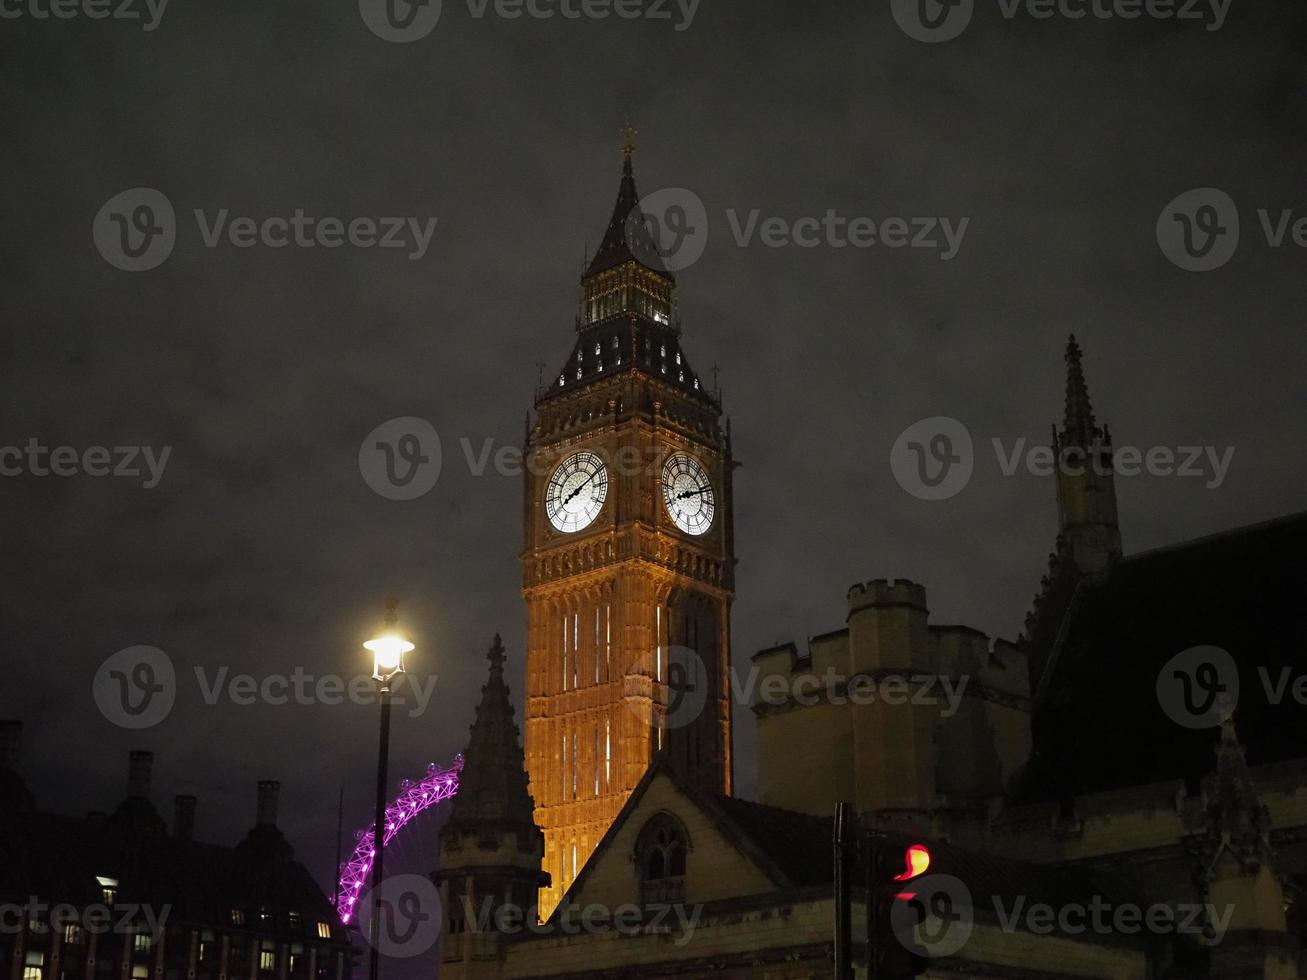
[
  {"x1": 661, "y1": 453, "x2": 715, "y2": 536},
  {"x1": 545, "y1": 452, "x2": 609, "y2": 533}
]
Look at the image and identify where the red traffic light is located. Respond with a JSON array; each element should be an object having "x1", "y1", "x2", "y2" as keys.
[
  {"x1": 892, "y1": 843, "x2": 931, "y2": 900},
  {"x1": 893, "y1": 844, "x2": 931, "y2": 881}
]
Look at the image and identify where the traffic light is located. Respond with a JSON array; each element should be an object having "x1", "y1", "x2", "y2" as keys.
[{"x1": 870, "y1": 840, "x2": 931, "y2": 978}]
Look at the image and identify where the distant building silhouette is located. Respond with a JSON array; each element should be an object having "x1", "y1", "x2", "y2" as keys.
[{"x1": 0, "y1": 729, "x2": 353, "y2": 980}]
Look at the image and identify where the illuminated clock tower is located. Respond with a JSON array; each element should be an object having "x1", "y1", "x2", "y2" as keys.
[{"x1": 521, "y1": 130, "x2": 735, "y2": 917}]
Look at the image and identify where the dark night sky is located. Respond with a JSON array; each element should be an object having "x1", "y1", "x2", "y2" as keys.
[{"x1": 2, "y1": 0, "x2": 1306, "y2": 898}]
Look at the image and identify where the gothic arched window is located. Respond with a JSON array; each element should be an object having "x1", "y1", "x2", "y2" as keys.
[{"x1": 634, "y1": 812, "x2": 688, "y2": 904}]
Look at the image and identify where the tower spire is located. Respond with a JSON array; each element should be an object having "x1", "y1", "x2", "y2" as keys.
[
  {"x1": 1204, "y1": 707, "x2": 1273, "y2": 876},
  {"x1": 619, "y1": 118, "x2": 637, "y2": 161},
  {"x1": 1061, "y1": 334, "x2": 1097, "y2": 448},
  {"x1": 442, "y1": 635, "x2": 536, "y2": 832},
  {"x1": 583, "y1": 124, "x2": 669, "y2": 281}
]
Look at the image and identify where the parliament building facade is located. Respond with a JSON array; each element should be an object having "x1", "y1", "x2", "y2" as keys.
[{"x1": 432, "y1": 147, "x2": 1307, "y2": 979}]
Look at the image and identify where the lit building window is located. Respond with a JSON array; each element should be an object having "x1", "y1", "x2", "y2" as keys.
[
  {"x1": 23, "y1": 951, "x2": 43, "y2": 980},
  {"x1": 260, "y1": 950, "x2": 275, "y2": 972},
  {"x1": 134, "y1": 934, "x2": 152, "y2": 953},
  {"x1": 231, "y1": 909, "x2": 246, "y2": 926},
  {"x1": 130, "y1": 968, "x2": 148, "y2": 980},
  {"x1": 96, "y1": 876, "x2": 118, "y2": 904},
  {"x1": 605, "y1": 719, "x2": 611, "y2": 787},
  {"x1": 288, "y1": 911, "x2": 301, "y2": 931},
  {"x1": 316, "y1": 922, "x2": 331, "y2": 940},
  {"x1": 655, "y1": 607, "x2": 663, "y2": 682},
  {"x1": 63, "y1": 924, "x2": 81, "y2": 945}
]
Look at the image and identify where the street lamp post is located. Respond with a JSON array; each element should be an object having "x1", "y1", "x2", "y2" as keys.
[{"x1": 363, "y1": 598, "x2": 413, "y2": 980}]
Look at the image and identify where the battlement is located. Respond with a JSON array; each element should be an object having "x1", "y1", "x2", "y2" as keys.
[{"x1": 846, "y1": 578, "x2": 928, "y2": 615}]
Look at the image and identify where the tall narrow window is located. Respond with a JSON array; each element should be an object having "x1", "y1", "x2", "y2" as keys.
[
  {"x1": 605, "y1": 603, "x2": 612, "y2": 674},
  {"x1": 655, "y1": 606, "x2": 662, "y2": 682},
  {"x1": 562, "y1": 614, "x2": 569, "y2": 691},
  {"x1": 573, "y1": 611, "x2": 579, "y2": 689},
  {"x1": 561, "y1": 732, "x2": 567, "y2": 802},
  {"x1": 571, "y1": 732, "x2": 578, "y2": 799},
  {"x1": 605, "y1": 718, "x2": 611, "y2": 787},
  {"x1": 635, "y1": 814, "x2": 688, "y2": 905},
  {"x1": 593, "y1": 726, "x2": 600, "y2": 796}
]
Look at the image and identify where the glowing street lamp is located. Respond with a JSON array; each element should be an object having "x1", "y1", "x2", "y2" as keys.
[
  {"x1": 364, "y1": 598, "x2": 411, "y2": 980},
  {"x1": 364, "y1": 625, "x2": 413, "y2": 682}
]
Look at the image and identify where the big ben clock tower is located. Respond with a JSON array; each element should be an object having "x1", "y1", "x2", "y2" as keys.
[{"x1": 521, "y1": 129, "x2": 735, "y2": 916}]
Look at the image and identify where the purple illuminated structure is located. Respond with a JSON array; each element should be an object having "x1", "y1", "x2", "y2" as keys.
[{"x1": 337, "y1": 756, "x2": 463, "y2": 923}]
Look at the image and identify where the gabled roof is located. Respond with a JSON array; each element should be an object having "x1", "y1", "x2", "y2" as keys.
[
  {"x1": 551, "y1": 756, "x2": 1116, "y2": 924},
  {"x1": 1021, "y1": 510, "x2": 1307, "y2": 801}
]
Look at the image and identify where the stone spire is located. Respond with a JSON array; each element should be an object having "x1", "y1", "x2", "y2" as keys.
[
  {"x1": 1202, "y1": 709, "x2": 1273, "y2": 878},
  {"x1": 1193, "y1": 710, "x2": 1297, "y2": 979},
  {"x1": 1051, "y1": 334, "x2": 1121, "y2": 576},
  {"x1": 435, "y1": 637, "x2": 547, "y2": 979},
  {"x1": 1060, "y1": 334, "x2": 1099, "y2": 448},
  {"x1": 443, "y1": 634, "x2": 537, "y2": 836}
]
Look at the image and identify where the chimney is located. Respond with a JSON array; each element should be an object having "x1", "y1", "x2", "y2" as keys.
[
  {"x1": 0, "y1": 721, "x2": 21, "y2": 771},
  {"x1": 127, "y1": 750, "x2": 153, "y2": 799},
  {"x1": 173, "y1": 795, "x2": 197, "y2": 840},
  {"x1": 256, "y1": 780, "x2": 280, "y2": 827}
]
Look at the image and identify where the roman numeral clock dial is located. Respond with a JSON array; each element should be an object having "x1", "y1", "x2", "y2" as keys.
[
  {"x1": 545, "y1": 451, "x2": 609, "y2": 533},
  {"x1": 661, "y1": 453, "x2": 715, "y2": 536}
]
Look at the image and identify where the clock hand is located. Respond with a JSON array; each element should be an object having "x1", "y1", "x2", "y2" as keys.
[
  {"x1": 676, "y1": 487, "x2": 707, "y2": 500},
  {"x1": 564, "y1": 471, "x2": 598, "y2": 505}
]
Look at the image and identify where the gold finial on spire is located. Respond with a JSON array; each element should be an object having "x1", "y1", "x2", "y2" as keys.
[{"x1": 619, "y1": 118, "x2": 637, "y2": 160}]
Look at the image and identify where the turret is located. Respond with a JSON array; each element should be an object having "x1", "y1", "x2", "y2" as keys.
[
  {"x1": 1194, "y1": 711, "x2": 1298, "y2": 979},
  {"x1": 1053, "y1": 334, "x2": 1122, "y2": 575},
  {"x1": 435, "y1": 636, "x2": 547, "y2": 980}
]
